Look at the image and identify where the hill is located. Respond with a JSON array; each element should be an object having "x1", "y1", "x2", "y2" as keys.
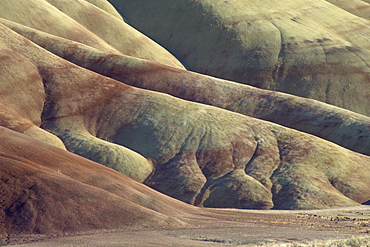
[{"x1": 0, "y1": 0, "x2": 369, "y2": 244}]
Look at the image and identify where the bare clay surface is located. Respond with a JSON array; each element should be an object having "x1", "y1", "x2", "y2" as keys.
[{"x1": 5, "y1": 206, "x2": 370, "y2": 247}]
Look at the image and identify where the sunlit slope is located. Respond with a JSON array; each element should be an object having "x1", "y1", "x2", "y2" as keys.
[{"x1": 0, "y1": 0, "x2": 184, "y2": 68}]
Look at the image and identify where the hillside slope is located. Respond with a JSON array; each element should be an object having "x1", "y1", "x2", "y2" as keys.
[
  {"x1": 0, "y1": 0, "x2": 370, "y2": 241},
  {"x1": 109, "y1": 0, "x2": 370, "y2": 116}
]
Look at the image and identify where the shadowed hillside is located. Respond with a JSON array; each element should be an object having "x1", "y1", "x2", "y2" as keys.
[{"x1": 108, "y1": 0, "x2": 370, "y2": 116}]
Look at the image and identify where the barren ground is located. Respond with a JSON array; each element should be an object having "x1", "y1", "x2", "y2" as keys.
[{"x1": 3, "y1": 205, "x2": 370, "y2": 246}]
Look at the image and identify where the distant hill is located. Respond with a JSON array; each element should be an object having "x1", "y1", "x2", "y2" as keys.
[{"x1": 108, "y1": 0, "x2": 370, "y2": 116}]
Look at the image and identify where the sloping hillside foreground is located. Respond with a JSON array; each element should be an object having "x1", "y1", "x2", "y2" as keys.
[
  {"x1": 1, "y1": 120, "x2": 369, "y2": 246},
  {"x1": 0, "y1": 0, "x2": 370, "y2": 245}
]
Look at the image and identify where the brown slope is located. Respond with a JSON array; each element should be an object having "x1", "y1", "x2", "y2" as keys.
[
  {"x1": 1, "y1": 22, "x2": 369, "y2": 210},
  {"x1": 0, "y1": 0, "x2": 184, "y2": 68},
  {"x1": 0, "y1": 23, "x2": 152, "y2": 182},
  {"x1": 0, "y1": 0, "x2": 117, "y2": 54},
  {"x1": 5, "y1": 19, "x2": 369, "y2": 157},
  {"x1": 1, "y1": 128, "x2": 369, "y2": 247},
  {"x1": 83, "y1": 0, "x2": 124, "y2": 20},
  {"x1": 109, "y1": 0, "x2": 370, "y2": 116},
  {"x1": 44, "y1": 0, "x2": 185, "y2": 68},
  {"x1": 0, "y1": 126, "x2": 190, "y2": 236},
  {"x1": 0, "y1": 32, "x2": 65, "y2": 149}
]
